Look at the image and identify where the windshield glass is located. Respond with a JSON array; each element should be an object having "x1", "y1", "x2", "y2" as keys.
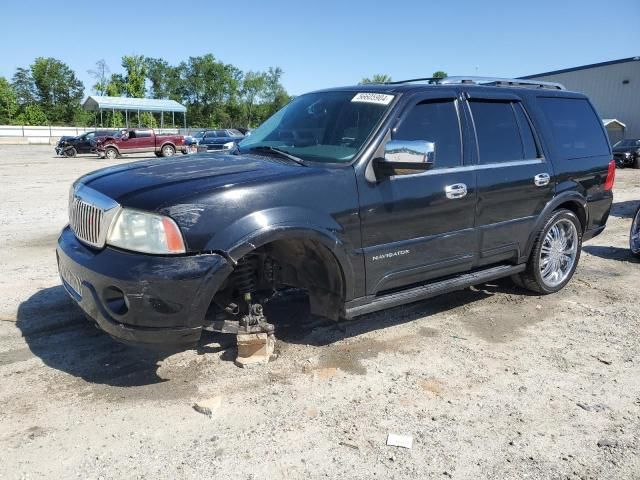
[
  {"x1": 614, "y1": 139, "x2": 640, "y2": 147},
  {"x1": 238, "y1": 91, "x2": 395, "y2": 163}
]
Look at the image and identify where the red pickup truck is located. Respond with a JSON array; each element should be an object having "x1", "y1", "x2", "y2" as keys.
[{"x1": 96, "y1": 128, "x2": 187, "y2": 159}]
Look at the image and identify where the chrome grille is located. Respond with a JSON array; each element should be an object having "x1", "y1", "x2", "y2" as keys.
[
  {"x1": 68, "y1": 185, "x2": 120, "y2": 249},
  {"x1": 70, "y1": 198, "x2": 104, "y2": 247}
]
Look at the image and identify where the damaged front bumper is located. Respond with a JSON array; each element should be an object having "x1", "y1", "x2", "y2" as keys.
[{"x1": 56, "y1": 226, "x2": 233, "y2": 346}]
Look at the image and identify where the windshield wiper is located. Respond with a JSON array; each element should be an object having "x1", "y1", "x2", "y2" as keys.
[{"x1": 247, "y1": 146, "x2": 306, "y2": 166}]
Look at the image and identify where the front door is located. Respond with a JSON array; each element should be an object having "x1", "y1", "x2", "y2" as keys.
[{"x1": 357, "y1": 92, "x2": 477, "y2": 295}]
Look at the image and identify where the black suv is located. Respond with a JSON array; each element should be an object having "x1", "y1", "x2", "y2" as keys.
[
  {"x1": 57, "y1": 77, "x2": 615, "y2": 348},
  {"x1": 613, "y1": 138, "x2": 640, "y2": 168},
  {"x1": 56, "y1": 130, "x2": 117, "y2": 157}
]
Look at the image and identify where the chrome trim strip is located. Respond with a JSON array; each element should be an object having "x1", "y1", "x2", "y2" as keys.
[{"x1": 390, "y1": 158, "x2": 545, "y2": 179}]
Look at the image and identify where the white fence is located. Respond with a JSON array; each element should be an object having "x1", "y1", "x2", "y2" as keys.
[{"x1": 0, "y1": 125, "x2": 184, "y2": 145}]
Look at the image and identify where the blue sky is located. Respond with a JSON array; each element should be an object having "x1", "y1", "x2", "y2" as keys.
[{"x1": 1, "y1": 0, "x2": 638, "y2": 96}]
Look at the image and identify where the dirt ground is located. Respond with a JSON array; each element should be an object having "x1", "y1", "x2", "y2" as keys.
[{"x1": 0, "y1": 145, "x2": 638, "y2": 479}]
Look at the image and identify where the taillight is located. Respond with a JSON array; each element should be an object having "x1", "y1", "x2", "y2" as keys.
[{"x1": 604, "y1": 159, "x2": 616, "y2": 191}]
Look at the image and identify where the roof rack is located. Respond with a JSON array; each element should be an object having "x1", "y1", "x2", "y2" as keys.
[{"x1": 383, "y1": 76, "x2": 565, "y2": 90}]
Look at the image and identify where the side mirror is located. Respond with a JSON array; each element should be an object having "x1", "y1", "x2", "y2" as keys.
[{"x1": 375, "y1": 140, "x2": 435, "y2": 177}]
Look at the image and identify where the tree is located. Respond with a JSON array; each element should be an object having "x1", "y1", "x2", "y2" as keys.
[
  {"x1": 145, "y1": 57, "x2": 182, "y2": 100},
  {"x1": 0, "y1": 77, "x2": 18, "y2": 124},
  {"x1": 181, "y1": 54, "x2": 243, "y2": 127},
  {"x1": 88, "y1": 59, "x2": 110, "y2": 96},
  {"x1": 121, "y1": 55, "x2": 147, "y2": 98},
  {"x1": 105, "y1": 73, "x2": 126, "y2": 96},
  {"x1": 241, "y1": 71, "x2": 267, "y2": 127},
  {"x1": 432, "y1": 70, "x2": 448, "y2": 79},
  {"x1": 30, "y1": 57, "x2": 84, "y2": 124},
  {"x1": 260, "y1": 67, "x2": 290, "y2": 119},
  {"x1": 11, "y1": 67, "x2": 35, "y2": 105},
  {"x1": 360, "y1": 74, "x2": 392, "y2": 84},
  {"x1": 16, "y1": 104, "x2": 48, "y2": 125}
]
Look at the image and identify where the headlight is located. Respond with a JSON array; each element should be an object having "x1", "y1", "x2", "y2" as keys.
[
  {"x1": 107, "y1": 209, "x2": 186, "y2": 255},
  {"x1": 223, "y1": 141, "x2": 235, "y2": 149}
]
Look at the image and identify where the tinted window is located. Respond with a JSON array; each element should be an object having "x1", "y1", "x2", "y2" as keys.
[
  {"x1": 470, "y1": 101, "x2": 523, "y2": 163},
  {"x1": 514, "y1": 104, "x2": 539, "y2": 159},
  {"x1": 538, "y1": 97, "x2": 610, "y2": 159},
  {"x1": 136, "y1": 130, "x2": 152, "y2": 138},
  {"x1": 394, "y1": 99, "x2": 462, "y2": 169}
]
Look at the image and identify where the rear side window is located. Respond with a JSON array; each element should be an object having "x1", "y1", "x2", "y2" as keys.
[
  {"x1": 394, "y1": 99, "x2": 462, "y2": 169},
  {"x1": 470, "y1": 101, "x2": 525, "y2": 163},
  {"x1": 537, "y1": 97, "x2": 610, "y2": 159},
  {"x1": 514, "y1": 104, "x2": 539, "y2": 159}
]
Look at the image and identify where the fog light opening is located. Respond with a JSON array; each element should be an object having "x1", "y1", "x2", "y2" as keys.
[{"x1": 103, "y1": 286, "x2": 129, "y2": 316}]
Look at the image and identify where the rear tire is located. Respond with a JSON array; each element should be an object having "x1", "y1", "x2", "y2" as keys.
[
  {"x1": 633, "y1": 156, "x2": 640, "y2": 169},
  {"x1": 513, "y1": 209, "x2": 582, "y2": 294},
  {"x1": 161, "y1": 144, "x2": 176, "y2": 157}
]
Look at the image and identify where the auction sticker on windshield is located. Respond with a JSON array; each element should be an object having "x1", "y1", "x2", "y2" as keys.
[{"x1": 351, "y1": 93, "x2": 394, "y2": 105}]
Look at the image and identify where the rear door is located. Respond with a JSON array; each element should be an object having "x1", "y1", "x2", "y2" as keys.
[
  {"x1": 464, "y1": 92, "x2": 553, "y2": 265},
  {"x1": 357, "y1": 91, "x2": 478, "y2": 294}
]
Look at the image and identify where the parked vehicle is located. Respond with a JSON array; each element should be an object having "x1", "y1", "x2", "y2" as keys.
[
  {"x1": 196, "y1": 129, "x2": 245, "y2": 151},
  {"x1": 631, "y1": 205, "x2": 640, "y2": 257},
  {"x1": 96, "y1": 128, "x2": 187, "y2": 159},
  {"x1": 57, "y1": 77, "x2": 614, "y2": 350},
  {"x1": 56, "y1": 130, "x2": 117, "y2": 157},
  {"x1": 613, "y1": 139, "x2": 640, "y2": 168}
]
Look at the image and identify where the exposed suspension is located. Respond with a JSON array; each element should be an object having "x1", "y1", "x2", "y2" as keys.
[{"x1": 230, "y1": 254, "x2": 274, "y2": 334}]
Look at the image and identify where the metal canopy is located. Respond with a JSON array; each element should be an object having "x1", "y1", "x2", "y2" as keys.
[{"x1": 83, "y1": 96, "x2": 186, "y2": 113}]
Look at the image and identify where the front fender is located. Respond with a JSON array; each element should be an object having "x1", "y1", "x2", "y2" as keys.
[{"x1": 203, "y1": 207, "x2": 357, "y2": 301}]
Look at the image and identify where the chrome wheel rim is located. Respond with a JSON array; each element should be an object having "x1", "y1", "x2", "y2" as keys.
[
  {"x1": 631, "y1": 208, "x2": 640, "y2": 254},
  {"x1": 106, "y1": 149, "x2": 116, "y2": 159},
  {"x1": 163, "y1": 146, "x2": 174, "y2": 156},
  {"x1": 540, "y1": 218, "x2": 578, "y2": 288}
]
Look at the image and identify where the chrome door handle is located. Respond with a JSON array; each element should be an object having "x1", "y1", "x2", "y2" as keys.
[
  {"x1": 445, "y1": 183, "x2": 467, "y2": 199},
  {"x1": 534, "y1": 173, "x2": 550, "y2": 187}
]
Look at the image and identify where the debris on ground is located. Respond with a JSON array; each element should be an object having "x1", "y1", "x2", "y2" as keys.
[
  {"x1": 387, "y1": 433, "x2": 413, "y2": 449},
  {"x1": 591, "y1": 355, "x2": 612, "y2": 365},
  {"x1": 192, "y1": 396, "x2": 223, "y2": 417}
]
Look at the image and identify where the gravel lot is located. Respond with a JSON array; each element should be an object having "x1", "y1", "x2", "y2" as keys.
[{"x1": 0, "y1": 145, "x2": 639, "y2": 479}]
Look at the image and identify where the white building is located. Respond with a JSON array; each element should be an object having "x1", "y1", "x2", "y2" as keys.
[{"x1": 521, "y1": 57, "x2": 640, "y2": 140}]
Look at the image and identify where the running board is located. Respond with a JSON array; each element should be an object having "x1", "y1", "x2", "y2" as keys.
[{"x1": 344, "y1": 264, "x2": 526, "y2": 319}]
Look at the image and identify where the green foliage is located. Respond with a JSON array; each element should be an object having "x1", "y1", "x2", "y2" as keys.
[
  {"x1": 360, "y1": 74, "x2": 392, "y2": 84},
  {"x1": 0, "y1": 77, "x2": 18, "y2": 124},
  {"x1": 121, "y1": 55, "x2": 147, "y2": 98},
  {"x1": 432, "y1": 70, "x2": 448, "y2": 79},
  {"x1": 5, "y1": 54, "x2": 291, "y2": 128},
  {"x1": 16, "y1": 104, "x2": 48, "y2": 125},
  {"x1": 11, "y1": 67, "x2": 35, "y2": 105},
  {"x1": 105, "y1": 74, "x2": 125, "y2": 96},
  {"x1": 30, "y1": 57, "x2": 84, "y2": 124}
]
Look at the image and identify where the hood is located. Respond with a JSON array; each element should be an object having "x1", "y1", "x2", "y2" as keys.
[{"x1": 79, "y1": 152, "x2": 313, "y2": 209}]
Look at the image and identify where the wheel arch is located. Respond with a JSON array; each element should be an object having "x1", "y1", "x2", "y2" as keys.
[{"x1": 521, "y1": 192, "x2": 588, "y2": 262}]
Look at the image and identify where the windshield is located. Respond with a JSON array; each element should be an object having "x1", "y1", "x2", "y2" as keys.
[
  {"x1": 614, "y1": 139, "x2": 640, "y2": 147},
  {"x1": 238, "y1": 91, "x2": 395, "y2": 163}
]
